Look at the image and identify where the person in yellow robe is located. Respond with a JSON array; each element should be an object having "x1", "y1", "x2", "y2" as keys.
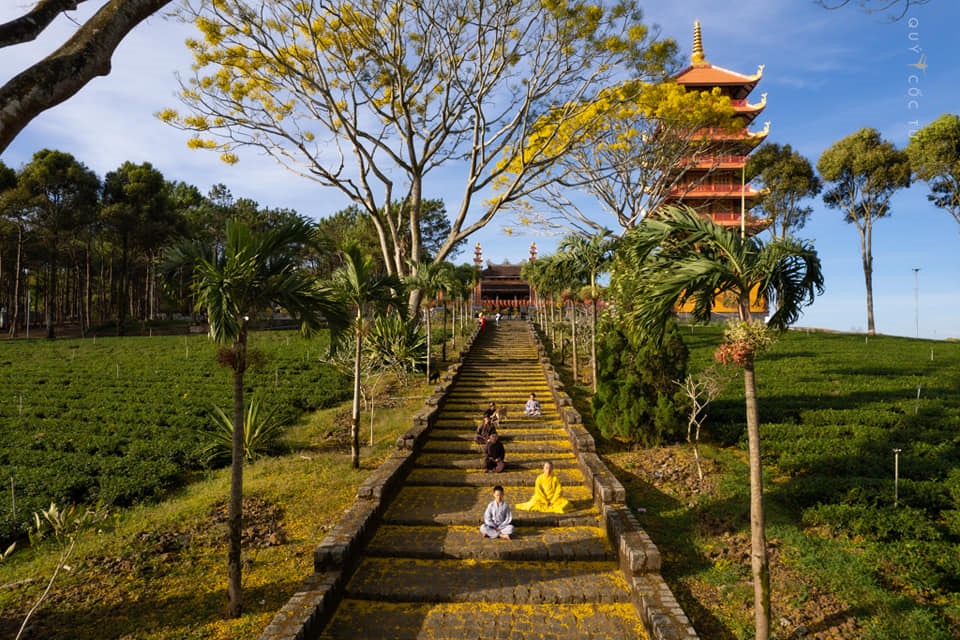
[{"x1": 515, "y1": 461, "x2": 571, "y2": 513}]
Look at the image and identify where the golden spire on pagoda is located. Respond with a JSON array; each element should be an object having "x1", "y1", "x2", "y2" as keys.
[{"x1": 691, "y1": 20, "x2": 708, "y2": 67}]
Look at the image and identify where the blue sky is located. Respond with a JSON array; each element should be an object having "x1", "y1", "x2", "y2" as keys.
[{"x1": 2, "y1": 1, "x2": 958, "y2": 339}]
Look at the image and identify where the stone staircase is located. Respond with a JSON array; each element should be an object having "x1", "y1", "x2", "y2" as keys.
[{"x1": 261, "y1": 320, "x2": 696, "y2": 640}]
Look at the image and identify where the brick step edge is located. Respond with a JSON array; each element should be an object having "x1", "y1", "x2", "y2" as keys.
[
  {"x1": 382, "y1": 513, "x2": 602, "y2": 528},
  {"x1": 364, "y1": 547, "x2": 614, "y2": 561}
]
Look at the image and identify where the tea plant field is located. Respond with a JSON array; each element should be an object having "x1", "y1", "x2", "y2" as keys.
[
  {"x1": 0, "y1": 331, "x2": 349, "y2": 544},
  {"x1": 683, "y1": 326, "x2": 960, "y2": 637}
]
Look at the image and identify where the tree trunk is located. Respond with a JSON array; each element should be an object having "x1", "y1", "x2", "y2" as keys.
[
  {"x1": 227, "y1": 322, "x2": 248, "y2": 618},
  {"x1": 44, "y1": 263, "x2": 55, "y2": 339},
  {"x1": 351, "y1": 313, "x2": 362, "y2": 469},
  {"x1": 424, "y1": 307, "x2": 432, "y2": 382},
  {"x1": 8, "y1": 223, "x2": 22, "y2": 337},
  {"x1": 570, "y1": 302, "x2": 578, "y2": 382},
  {"x1": 549, "y1": 301, "x2": 556, "y2": 345},
  {"x1": 861, "y1": 225, "x2": 875, "y2": 335},
  {"x1": 441, "y1": 306, "x2": 447, "y2": 362},
  {"x1": 590, "y1": 297, "x2": 598, "y2": 393},
  {"x1": 117, "y1": 235, "x2": 128, "y2": 336},
  {"x1": 743, "y1": 355, "x2": 770, "y2": 640},
  {"x1": 82, "y1": 243, "x2": 91, "y2": 337}
]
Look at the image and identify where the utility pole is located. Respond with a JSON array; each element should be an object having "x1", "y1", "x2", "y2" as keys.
[
  {"x1": 893, "y1": 448, "x2": 902, "y2": 507},
  {"x1": 912, "y1": 267, "x2": 920, "y2": 338}
]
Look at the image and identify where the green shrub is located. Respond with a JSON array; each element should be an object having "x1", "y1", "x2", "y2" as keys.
[
  {"x1": 592, "y1": 319, "x2": 687, "y2": 446},
  {"x1": 802, "y1": 503, "x2": 941, "y2": 541},
  {"x1": 0, "y1": 330, "x2": 349, "y2": 548}
]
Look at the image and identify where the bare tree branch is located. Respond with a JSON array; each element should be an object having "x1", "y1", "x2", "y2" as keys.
[
  {"x1": 0, "y1": 0, "x2": 170, "y2": 153},
  {"x1": 0, "y1": 0, "x2": 87, "y2": 48},
  {"x1": 814, "y1": 0, "x2": 931, "y2": 21}
]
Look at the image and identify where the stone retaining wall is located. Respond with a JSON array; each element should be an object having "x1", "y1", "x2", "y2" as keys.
[
  {"x1": 530, "y1": 320, "x2": 699, "y2": 640},
  {"x1": 259, "y1": 326, "x2": 482, "y2": 640}
]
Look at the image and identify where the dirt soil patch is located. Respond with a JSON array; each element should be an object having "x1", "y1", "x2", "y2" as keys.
[{"x1": 605, "y1": 445, "x2": 862, "y2": 640}]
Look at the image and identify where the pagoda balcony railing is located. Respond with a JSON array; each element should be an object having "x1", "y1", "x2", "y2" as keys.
[
  {"x1": 711, "y1": 212, "x2": 744, "y2": 223},
  {"x1": 677, "y1": 154, "x2": 749, "y2": 168},
  {"x1": 669, "y1": 183, "x2": 759, "y2": 196},
  {"x1": 696, "y1": 126, "x2": 751, "y2": 137}
]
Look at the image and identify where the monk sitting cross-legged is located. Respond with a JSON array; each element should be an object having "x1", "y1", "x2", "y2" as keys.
[{"x1": 515, "y1": 460, "x2": 571, "y2": 513}]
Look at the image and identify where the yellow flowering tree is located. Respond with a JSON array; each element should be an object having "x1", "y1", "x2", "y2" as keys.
[
  {"x1": 160, "y1": 0, "x2": 676, "y2": 308},
  {"x1": 494, "y1": 79, "x2": 739, "y2": 233}
]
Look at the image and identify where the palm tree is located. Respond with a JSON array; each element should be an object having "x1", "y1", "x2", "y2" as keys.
[
  {"x1": 613, "y1": 206, "x2": 823, "y2": 640},
  {"x1": 451, "y1": 263, "x2": 481, "y2": 349},
  {"x1": 522, "y1": 255, "x2": 569, "y2": 348},
  {"x1": 160, "y1": 218, "x2": 345, "y2": 618},
  {"x1": 542, "y1": 254, "x2": 584, "y2": 376},
  {"x1": 556, "y1": 231, "x2": 617, "y2": 392},
  {"x1": 331, "y1": 242, "x2": 400, "y2": 469},
  {"x1": 521, "y1": 259, "x2": 549, "y2": 330},
  {"x1": 404, "y1": 261, "x2": 457, "y2": 383}
]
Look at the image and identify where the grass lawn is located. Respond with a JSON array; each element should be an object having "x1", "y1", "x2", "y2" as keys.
[
  {"x1": 565, "y1": 324, "x2": 960, "y2": 640},
  {"x1": 2, "y1": 324, "x2": 958, "y2": 639},
  {"x1": 0, "y1": 331, "x2": 440, "y2": 639}
]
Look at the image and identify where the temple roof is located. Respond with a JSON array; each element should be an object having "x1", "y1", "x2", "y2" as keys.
[
  {"x1": 732, "y1": 93, "x2": 767, "y2": 122},
  {"x1": 480, "y1": 263, "x2": 524, "y2": 279},
  {"x1": 674, "y1": 21, "x2": 763, "y2": 101},
  {"x1": 674, "y1": 64, "x2": 763, "y2": 90}
]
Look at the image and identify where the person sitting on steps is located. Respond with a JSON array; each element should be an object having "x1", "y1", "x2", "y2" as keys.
[
  {"x1": 524, "y1": 392, "x2": 542, "y2": 417},
  {"x1": 483, "y1": 401, "x2": 502, "y2": 427},
  {"x1": 475, "y1": 415, "x2": 497, "y2": 445},
  {"x1": 482, "y1": 432, "x2": 505, "y2": 473},
  {"x1": 480, "y1": 485, "x2": 513, "y2": 540},
  {"x1": 515, "y1": 461, "x2": 571, "y2": 513}
]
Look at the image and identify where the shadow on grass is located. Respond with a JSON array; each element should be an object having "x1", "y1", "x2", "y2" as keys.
[
  {"x1": 603, "y1": 455, "x2": 739, "y2": 640},
  {"x1": 0, "y1": 577, "x2": 300, "y2": 640}
]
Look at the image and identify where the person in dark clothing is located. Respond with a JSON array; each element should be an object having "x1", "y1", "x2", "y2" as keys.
[
  {"x1": 475, "y1": 415, "x2": 497, "y2": 445},
  {"x1": 483, "y1": 401, "x2": 501, "y2": 427},
  {"x1": 483, "y1": 433, "x2": 506, "y2": 473}
]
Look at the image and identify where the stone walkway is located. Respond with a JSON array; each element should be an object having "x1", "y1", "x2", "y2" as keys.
[{"x1": 316, "y1": 321, "x2": 649, "y2": 639}]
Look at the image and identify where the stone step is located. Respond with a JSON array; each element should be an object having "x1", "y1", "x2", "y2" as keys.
[
  {"x1": 415, "y1": 452, "x2": 578, "y2": 470},
  {"x1": 366, "y1": 524, "x2": 615, "y2": 561},
  {"x1": 420, "y1": 439, "x2": 573, "y2": 455},
  {"x1": 448, "y1": 386, "x2": 546, "y2": 395},
  {"x1": 381, "y1": 485, "x2": 598, "y2": 527},
  {"x1": 404, "y1": 467, "x2": 585, "y2": 487},
  {"x1": 438, "y1": 399, "x2": 554, "y2": 411},
  {"x1": 431, "y1": 416, "x2": 560, "y2": 429},
  {"x1": 455, "y1": 377, "x2": 544, "y2": 383},
  {"x1": 303, "y1": 322, "x2": 658, "y2": 640},
  {"x1": 318, "y1": 601, "x2": 650, "y2": 639},
  {"x1": 342, "y1": 557, "x2": 633, "y2": 604},
  {"x1": 426, "y1": 428, "x2": 568, "y2": 443},
  {"x1": 452, "y1": 370, "x2": 544, "y2": 378}
]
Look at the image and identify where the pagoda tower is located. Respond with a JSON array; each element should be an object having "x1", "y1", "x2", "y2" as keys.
[{"x1": 660, "y1": 20, "x2": 770, "y2": 234}]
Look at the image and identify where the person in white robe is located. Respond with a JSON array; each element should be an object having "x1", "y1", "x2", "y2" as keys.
[
  {"x1": 480, "y1": 485, "x2": 514, "y2": 539},
  {"x1": 524, "y1": 392, "x2": 542, "y2": 417}
]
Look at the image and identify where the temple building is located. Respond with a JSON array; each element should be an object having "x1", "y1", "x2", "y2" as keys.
[
  {"x1": 661, "y1": 21, "x2": 770, "y2": 316},
  {"x1": 660, "y1": 20, "x2": 770, "y2": 234},
  {"x1": 471, "y1": 241, "x2": 536, "y2": 309}
]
